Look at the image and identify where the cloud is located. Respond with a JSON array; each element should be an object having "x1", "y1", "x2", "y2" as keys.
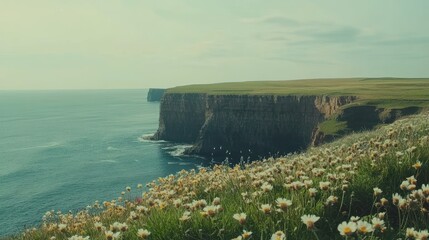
[
  {"x1": 245, "y1": 16, "x2": 363, "y2": 45},
  {"x1": 243, "y1": 16, "x2": 367, "y2": 66},
  {"x1": 266, "y1": 56, "x2": 334, "y2": 65},
  {"x1": 249, "y1": 15, "x2": 429, "y2": 50},
  {"x1": 370, "y1": 36, "x2": 429, "y2": 46},
  {"x1": 241, "y1": 16, "x2": 299, "y2": 27},
  {"x1": 290, "y1": 26, "x2": 361, "y2": 45}
]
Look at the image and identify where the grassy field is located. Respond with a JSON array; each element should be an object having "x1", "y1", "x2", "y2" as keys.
[
  {"x1": 168, "y1": 78, "x2": 429, "y2": 108},
  {"x1": 8, "y1": 112, "x2": 429, "y2": 239}
]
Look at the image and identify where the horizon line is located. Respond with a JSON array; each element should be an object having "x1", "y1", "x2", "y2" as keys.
[{"x1": 1, "y1": 76, "x2": 428, "y2": 91}]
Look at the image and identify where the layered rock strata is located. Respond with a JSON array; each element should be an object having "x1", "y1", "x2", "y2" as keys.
[{"x1": 151, "y1": 93, "x2": 357, "y2": 158}]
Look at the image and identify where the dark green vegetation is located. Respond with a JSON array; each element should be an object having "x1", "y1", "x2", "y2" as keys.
[{"x1": 318, "y1": 118, "x2": 348, "y2": 135}]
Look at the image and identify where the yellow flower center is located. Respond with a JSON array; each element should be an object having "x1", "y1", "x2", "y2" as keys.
[
  {"x1": 344, "y1": 227, "x2": 352, "y2": 235},
  {"x1": 306, "y1": 222, "x2": 314, "y2": 229},
  {"x1": 242, "y1": 233, "x2": 251, "y2": 239}
]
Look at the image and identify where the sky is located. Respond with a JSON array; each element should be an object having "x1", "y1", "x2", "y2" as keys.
[{"x1": 1, "y1": 1, "x2": 429, "y2": 90}]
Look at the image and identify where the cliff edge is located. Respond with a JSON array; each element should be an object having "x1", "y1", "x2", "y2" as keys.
[{"x1": 147, "y1": 88, "x2": 166, "y2": 102}]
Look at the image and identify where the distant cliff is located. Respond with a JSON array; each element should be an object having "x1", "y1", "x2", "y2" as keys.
[
  {"x1": 151, "y1": 93, "x2": 359, "y2": 159},
  {"x1": 147, "y1": 89, "x2": 166, "y2": 102}
]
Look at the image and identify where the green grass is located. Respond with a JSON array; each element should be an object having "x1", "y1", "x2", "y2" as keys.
[
  {"x1": 168, "y1": 78, "x2": 429, "y2": 108},
  {"x1": 318, "y1": 119, "x2": 348, "y2": 135}
]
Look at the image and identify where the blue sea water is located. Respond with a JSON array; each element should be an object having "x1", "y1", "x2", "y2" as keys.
[{"x1": 0, "y1": 90, "x2": 205, "y2": 236}]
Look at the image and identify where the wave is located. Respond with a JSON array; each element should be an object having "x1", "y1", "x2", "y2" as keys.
[
  {"x1": 137, "y1": 133, "x2": 166, "y2": 143},
  {"x1": 180, "y1": 162, "x2": 195, "y2": 166},
  {"x1": 169, "y1": 162, "x2": 203, "y2": 168},
  {"x1": 107, "y1": 146, "x2": 119, "y2": 151},
  {"x1": 3, "y1": 142, "x2": 62, "y2": 153},
  {"x1": 167, "y1": 161, "x2": 192, "y2": 165},
  {"x1": 162, "y1": 145, "x2": 193, "y2": 157},
  {"x1": 99, "y1": 159, "x2": 117, "y2": 163}
]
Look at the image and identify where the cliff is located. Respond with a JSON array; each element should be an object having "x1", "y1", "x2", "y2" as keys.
[
  {"x1": 150, "y1": 77, "x2": 429, "y2": 159},
  {"x1": 151, "y1": 93, "x2": 357, "y2": 159},
  {"x1": 147, "y1": 88, "x2": 166, "y2": 102}
]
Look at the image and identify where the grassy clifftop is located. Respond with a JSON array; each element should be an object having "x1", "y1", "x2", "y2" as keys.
[
  {"x1": 11, "y1": 112, "x2": 429, "y2": 239},
  {"x1": 169, "y1": 78, "x2": 429, "y2": 141},
  {"x1": 168, "y1": 78, "x2": 429, "y2": 108}
]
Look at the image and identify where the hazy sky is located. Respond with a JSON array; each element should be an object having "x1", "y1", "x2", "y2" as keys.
[{"x1": 1, "y1": 1, "x2": 429, "y2": 90}]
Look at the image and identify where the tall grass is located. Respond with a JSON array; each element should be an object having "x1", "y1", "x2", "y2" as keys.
[{"x1": 6, "y1": 112, "x2": 429, "y2": 240}]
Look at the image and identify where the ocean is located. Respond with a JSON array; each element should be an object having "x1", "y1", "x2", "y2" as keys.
[{"x1": 0, "y1": 89, "x2": 206, "y2": 236}]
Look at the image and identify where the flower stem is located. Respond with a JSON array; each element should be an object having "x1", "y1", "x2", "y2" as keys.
[{"x1": 312, "y1": 230, "x2": 320, "y2": 240}]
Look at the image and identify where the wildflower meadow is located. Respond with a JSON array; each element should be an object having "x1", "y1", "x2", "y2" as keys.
[{"x1": 6, "y1": 112, "x2": 429, "y2": 240}]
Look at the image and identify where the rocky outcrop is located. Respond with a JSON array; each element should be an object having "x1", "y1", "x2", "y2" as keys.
[
  {"x1": 311, "y1": 128, "x2": 335, "y2": 147},
  {"x1": 151, "y1": 93, "x2": 357, "y2": 159},
  {"x1": 339, "y1": 106, "x2": 421, "y2": 130},
  {"x1": 147, "y1": 89, "x2": 166, "y2": 102}
]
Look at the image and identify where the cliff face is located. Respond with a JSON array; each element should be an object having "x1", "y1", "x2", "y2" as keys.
[
  {"x1": 147, "y1": 89, "x2": 166, "y2": 102},
  {"x1": 151, "y1": 93, "x2": 206, "y2": 142},
  {"x1": 339, "y1": 106, "x2": 421, "y2": 129},
  {"x1": 151, "y1": 93, "x2": 356, "y2": 158}
]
